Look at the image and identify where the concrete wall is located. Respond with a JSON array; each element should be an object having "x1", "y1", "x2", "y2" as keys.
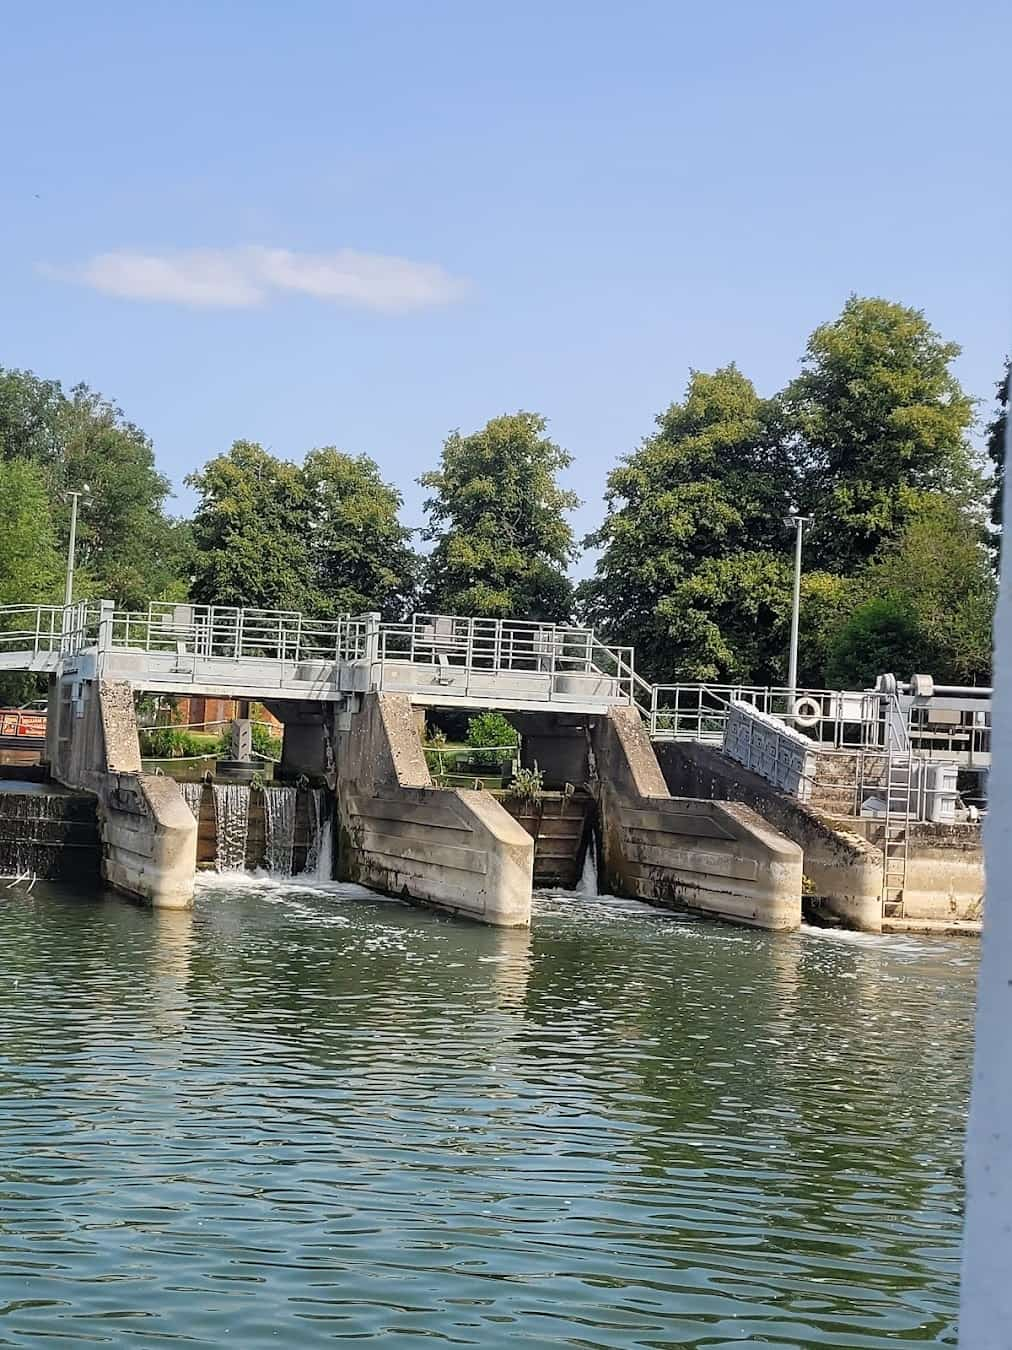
[
  {"x1": 846, "y1": 818, "x2": 984, "y2": 922},
  {"x1": 657, "y1": 740, "x2": 884, "y2": 933},
  {"x1": 262, "y1": 699, "x2": 329, "y2": 782},
  {"x1": 510, "y1": 713, "x2": 590, "y2": 790},
  {"x1": 46, "y1": 675, "x2": 197, "y2": 909},
  {"x1": 592, "y1": 708, "x2": 803, "y2": 930},
  {"x1": 333, "y1": 692, "x2": 534, "y2": 926}
]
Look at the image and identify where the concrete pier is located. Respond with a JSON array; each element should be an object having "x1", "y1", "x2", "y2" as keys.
[
  {"x1": 656, "y1": 739, "x2": 884, "y2": 931},
  {"x1": 591, "y1": 708, "x2": 804, "y2": 930},
  {"x1": 45, "y1": 675, "x2": 197, "y2": 909},
  {"x1": 333, "y1": 692, "x2": 534, "y2": 926}
]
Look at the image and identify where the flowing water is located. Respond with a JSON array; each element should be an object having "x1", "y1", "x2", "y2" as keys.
[
  {"x1": 0, "y1": 878, "x2": 975, "y2": 1347},
  {"x1": 211, "y1": 783, "x2": 250, "y2": 872}
]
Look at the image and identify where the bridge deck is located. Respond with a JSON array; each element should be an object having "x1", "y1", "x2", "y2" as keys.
[{"x1": 0, "y1": 602, "x2": 637, "y2": 716}]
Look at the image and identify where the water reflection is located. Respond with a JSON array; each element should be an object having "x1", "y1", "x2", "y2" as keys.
[
  {"x1": 148, "y1": 907, "x2": 194, "y2": 1032},
  {"x1": 0, "y1": 878, "x2": 973, "y2": 1347}
]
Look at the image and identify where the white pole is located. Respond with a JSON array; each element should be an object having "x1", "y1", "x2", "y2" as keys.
[
  {"x1": 959, "y1": 502, "x2": 1011, "y2": 1344},
  {"x1": 786, "y1": 514, "x2": 810, "y2": 697},
  {"x1": 63, "y1": 491, "x2": 80, "y2": 607}
]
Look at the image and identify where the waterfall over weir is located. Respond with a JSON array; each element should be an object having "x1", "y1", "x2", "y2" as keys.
[
  {"x1": 0, "y1": 783, "x2": 101, "y2": 882},
  {"x1": 577, "y1": 832, "x2": 599, "y2": 896},
  {"x1": 263, "y1": 787, "x2": 296, "y2": 876},
  {"x1": 182, "y1": 783, "x2": 331, "y2": 879},
  {"x1": 213, "y1": 785, "x2": 251, "y2": 872}
]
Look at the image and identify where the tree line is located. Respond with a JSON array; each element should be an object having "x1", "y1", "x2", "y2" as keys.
[{"x1": 0, "y1": 295, "x2": 1003, "y2": 692}]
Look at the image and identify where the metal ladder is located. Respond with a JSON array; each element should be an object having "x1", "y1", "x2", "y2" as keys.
[{"x1": 881, "y1": 750, "x2": 912, "y2": 918}]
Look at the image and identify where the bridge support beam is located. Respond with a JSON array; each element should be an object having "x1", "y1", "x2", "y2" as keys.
[
  {"x1": 590, "y1": 707, "x2": 803, "y2": 930},
  {"x1": 333, "y1": 692, "x2": 533, "y2": 926},
  {"x1": 46, "y1": 675, "x2": 197, "y2": 909}
]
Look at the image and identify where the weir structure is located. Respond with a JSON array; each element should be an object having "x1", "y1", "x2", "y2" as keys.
[{"x1": 0, "y1": 600, "x2": 804, "y2": 929}]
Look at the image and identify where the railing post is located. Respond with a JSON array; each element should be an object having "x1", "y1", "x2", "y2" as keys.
[
  {"x1": 364, "y1": 612, "x2": 381, "y2": 682},
  {"x1": 97, "y1": 599, "x2": 115, "y2": 664}
]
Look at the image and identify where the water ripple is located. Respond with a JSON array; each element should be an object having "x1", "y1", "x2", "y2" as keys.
[{"x1": 0, "y1": 879, "x2": 973, "y2": 1345}]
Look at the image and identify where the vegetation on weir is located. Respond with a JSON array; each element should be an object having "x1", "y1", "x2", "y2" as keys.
[{"x1": 0, "y1": 296, "x2": 1003, "y2": 698}]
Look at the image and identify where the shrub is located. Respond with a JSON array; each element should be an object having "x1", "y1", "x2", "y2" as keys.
[
  {"x1": 466, "y1": 712, "x2": 518, "y2": 767},
  {"x1": 509, "y1": 763, "x2": 544, "y2": 806},
  {"x1": 139, "y1": 727, "x2": 215, "y2": 759}
]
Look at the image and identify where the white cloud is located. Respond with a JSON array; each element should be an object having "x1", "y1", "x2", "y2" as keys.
[{"x1": 40, "y1": 244, "x2": 469, "y2": 313}]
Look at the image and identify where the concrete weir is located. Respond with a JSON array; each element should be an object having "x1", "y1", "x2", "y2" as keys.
[
  {"x1": 656, "y1": 739, "x2": 884, "y2": 932},
  {"x1": 46, "y1": 676, "x2": 197, "y2": 909},
  {"x1": 333, "y1": 692, "x2": 534, "y2": 926},
  {"x1": 591, "y1": 708, "x2": 804, "y2": 930}
]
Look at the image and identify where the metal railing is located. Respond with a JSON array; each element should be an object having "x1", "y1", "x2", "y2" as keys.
[
  {"x1": 646, "y1": 683, "x2": 882, "y2": 746},
  {"x1": 0, "y1": 603, "x2": 95, "y2": 658},
  {"x1": 371, "y1": 613, "x2": 636, "y2": 703},
  {"x1": 0, "y1": 602, "x2": 639, "y2": 706},
  {"x1": 106, "y1": 603, "x2": 368, "y2": 665}
]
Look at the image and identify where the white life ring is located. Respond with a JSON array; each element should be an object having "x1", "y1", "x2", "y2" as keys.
[{"x1": 793, "y1": 696, "x2": 822, "y2": 727}]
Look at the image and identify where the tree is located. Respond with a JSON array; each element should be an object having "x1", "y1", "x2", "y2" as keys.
[
  {"x1": 187, "y1": 442, "x2": 313, "y2": 610},
  {"x1": 0, "y1": 459, "x2": 62, "y2": 705},
  {"x1": 579, "y1": 366, "x2": 794, "y2": 682},
  {"x1": 0, "y1": 367, "x2": 186, "y2": 607},
  {"x1": 986, "y1": 359, "x2": 1008, "y2": 541},
  {"x1": 826, "y1": 596, "x2": 926, "y2": 689},
  {"x1": 865, "y1": 494, "x2": 994, "y2": 682},
  {"x1": 788, "y1": 296, "x2": 979, "y2": 575},
  {"x1": 827, "y1": 494, "x2": 995, "y2": 686},
  {"x1": 303, "y1": 447, "x2": 417, "y2": 618},
  {"x1": 0, "y1": 460, "x2": 60, "y2": 606},
  {"x1": 419, "y1": 413, "x2": 578, "y2": 621},
  {"x1": 187, "y1": 441, "x2": 417, "y2": 616}
]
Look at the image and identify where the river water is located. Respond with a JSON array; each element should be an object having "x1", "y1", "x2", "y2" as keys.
[{"x1": 0, "y1": 877, "x2": 975, "y2": 1347}]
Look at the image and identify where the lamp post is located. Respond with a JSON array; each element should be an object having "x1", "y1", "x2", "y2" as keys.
[
  {"x1": 785, "y1": 513, "x2": 813, "y2": 699},
  {"x1": 63, "y1": 486, "x2": 90, "y2": 606}
]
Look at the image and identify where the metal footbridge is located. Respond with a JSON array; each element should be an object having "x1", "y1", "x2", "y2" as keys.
[{"x1": 0, "y1": 601, "x2": 638, "y2": 715}]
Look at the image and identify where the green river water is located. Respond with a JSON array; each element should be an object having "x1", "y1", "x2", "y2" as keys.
[{"x1": 0, "y1": 877, "x2": 975, "y2": 1347}]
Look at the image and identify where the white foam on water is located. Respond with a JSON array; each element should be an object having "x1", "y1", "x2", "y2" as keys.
[{"x1": 577, "y1": 835, "x2": 599, "y2": 896}]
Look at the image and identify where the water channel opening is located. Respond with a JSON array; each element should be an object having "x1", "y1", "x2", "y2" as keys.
[
  {"x1": 183, "y1": 782, "x2": 332, "y2": 878},
  {"x1": 577, "y1": 831, "x2": 599, "y2": 896}
]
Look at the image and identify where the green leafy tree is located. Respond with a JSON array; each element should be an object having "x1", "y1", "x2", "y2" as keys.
[
  {"x1": 187, "y1": 442, "x2": 312, "y2": 610},
  {"x1": 0, "y1": 460, "x2": 61, "y2": 605},
  {"x1": 827, "y1": 495, "x2": 994, "y2": 686},
  {"x1": 420, "y1": 413, "x2": 578, "y2": 621},
  {"x1": 0, "y1": 459, "x2": 62, "y2": 705},
  {"x1": 986, "y1": 359, "x2": 1008, "y2": 540},
  {"x1": 466, "y1": 712, "x2": 518, "y2": 750},
  {"x1": 797, "y1": 571, "x2": 860, "y2": 688},
  {"x1": 303, "y1": 447, "x2": 417, "y2": 617},
  {"x1": 188, "y1": 441, "x2": 417, "y2": 615},
  {"x1": 865, "y1": 494, "x2": 994, "y2": 681},
  {"x1": 826, "y1": 596, "x2": 926, "y2": 689},
  {"x1": 580, "y1": 366, "x2": 793, "y2": 682},
  {"x1": 0, "y1": 367, "x2": 186, "y2": 606},
  {"x1": 788, "y1": 296, "x2": 979, "y2": 575}
]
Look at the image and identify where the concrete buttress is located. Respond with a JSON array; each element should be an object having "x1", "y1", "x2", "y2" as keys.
[
  {"x1": 333, "y1": 692, "x2": 534, "y2": 926},
  {"x1": 590, "y1": 707, "x2": 803, "y2": 930},
  {"x1": 46, "y1": 675, "x2": 197, "y2": 909}
]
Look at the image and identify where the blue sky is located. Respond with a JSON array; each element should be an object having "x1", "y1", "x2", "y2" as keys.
[{"x1": 2, "y1": 0, "x2": 1009, "y2": 569}]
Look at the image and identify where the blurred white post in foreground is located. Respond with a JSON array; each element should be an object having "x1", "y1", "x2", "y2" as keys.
[{"x1": 960, "y1": 476, "x2": 1010, "y2": 1343}]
